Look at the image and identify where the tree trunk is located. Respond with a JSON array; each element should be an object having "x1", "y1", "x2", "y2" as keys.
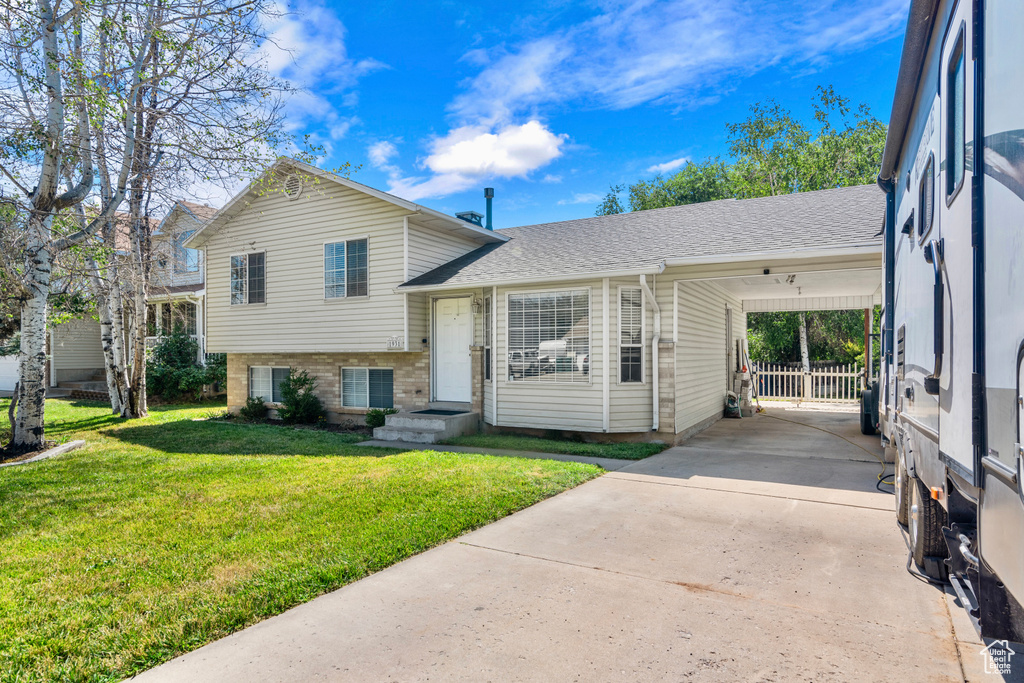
[
  {"x1": 13, "y1": 217, "x2": 52, "y2": 448},
  {"x1": 126, "y1": 281, "x2": 148, "y2": 417},
  {"x1": 798, "y1": 312, "x2": 810, "y2": 373}
]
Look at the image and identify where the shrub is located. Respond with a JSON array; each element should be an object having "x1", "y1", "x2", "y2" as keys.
[
  {"x1": 277, "y1": 370, "x2": 326, "y2": 425},
  {"x1": 365, "y1": 407, "x2": 399, "y2": 428},
  {"x1": 239, "y1": 396, "x2": 267, "y2": 422},
  {"x1": 147, "y1": 333, "x2": 208, "y2": 401}
]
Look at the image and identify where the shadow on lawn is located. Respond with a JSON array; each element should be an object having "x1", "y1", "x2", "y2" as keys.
[{"x1": 107, "y1": 419, "x2": 404, "y2": 458}]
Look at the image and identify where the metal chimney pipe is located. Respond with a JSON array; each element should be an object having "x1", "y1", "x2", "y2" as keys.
[{"x1": 484, "y1": 187, "x2": 494, "y2": 230}]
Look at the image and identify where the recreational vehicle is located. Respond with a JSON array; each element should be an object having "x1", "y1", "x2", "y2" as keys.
[{"x1": 874, "y1": 0, "x2": 1024, "y2": 642}]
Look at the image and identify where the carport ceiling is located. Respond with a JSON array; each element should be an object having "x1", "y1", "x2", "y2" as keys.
[{"x1": 711, "y1": 269, "x2": 882, "y2": 312}]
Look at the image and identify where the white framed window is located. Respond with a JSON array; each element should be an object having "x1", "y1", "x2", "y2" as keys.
[
  {"x1": 324, "y1": 238, "x2": 368, "y2": 299},
  {"x1": 484, "y1": 296, "x2": 492, "y2": 381},
  {"x1": 507, "y1": 289, "x2": 590, "y2": 383},
  {"x1": 231, "y1": 252, "x2": 265, "y2": 305},
  {"x1": 342, "y1": 367, "x2": 394, "y2": 408},
  {"x1": 619, "y1": 287, "x2": 644, "y2": 383},
  {"x1": 249, "y1": 366, "x2": 288, "y2": 403},
  {"x1": 174, "y1": 230, "x2": 200, "y2": 273}
]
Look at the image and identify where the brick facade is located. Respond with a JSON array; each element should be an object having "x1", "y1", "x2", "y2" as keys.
[{"x1": 227, "y1": 350, "x2": 433, "y2": 421}]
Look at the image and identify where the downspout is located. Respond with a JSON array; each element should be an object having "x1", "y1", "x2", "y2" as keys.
[
  {"x1": 639, "y1": 274, "x2": 660, "y2": 432},
  {"x1": 602, "y1": 278, "x2": 610, "y2": 432},
  {"x1": 491, "y1": 285, "x2": 498, "y2": 425}
]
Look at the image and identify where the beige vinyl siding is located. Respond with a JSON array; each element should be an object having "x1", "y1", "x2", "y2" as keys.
[
  {"x1": 608, "y1": 276, "x2": 655, "y2": 432},
  {"x1": 407, "y1": 223, "x2": 481, "y2": 278},
  {"x1": 52, "y1": 318, "x2": 104, "y2": 371},
  {"x1": 491, "y1": 280, "x2": 605, "y2": 432},
  {"x1": 407, "y1": 292, "x2": 428, "y2": 350},
  {"x1": 204, "y1": 185, "x2": 410, "y2": 353},
  {"x1": 673, "y1": 280, "x2": 744, "y2": 434}
]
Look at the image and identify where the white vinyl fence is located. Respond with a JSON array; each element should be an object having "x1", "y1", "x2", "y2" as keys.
[
  {"x1": 0, "y1": 355, "x2": 17, "y2": 392},
  {"x1": 755, "y1": 363, "x2": 864, "y2": 403}
]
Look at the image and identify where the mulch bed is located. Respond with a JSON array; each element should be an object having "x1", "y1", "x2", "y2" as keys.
[
  {"x1": 219, "y1": 416, "x2": 374, "y2": 438},
  {"x1": 0, "y1": 441, "x2": 59, "y2": 464}
]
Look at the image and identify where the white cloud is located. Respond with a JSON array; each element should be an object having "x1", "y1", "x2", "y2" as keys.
[
  {"x1": 259, "y1": 0, "x2": 387, "y2": 143},
  {"x1": 368, "y1": 140, "x2": 399, "y2": 168},
  {"x1": 558, "y1": 192, "x2": 603, "y2": 206},
  {"x1": 542, "y1": 174, "x2": 563, "y2": 184},
  {"x1": 449, "y1": 0, "x2": 907, "y2": 122},
  {"x1": 647, "y1": 156, "x2": 689, "y2": 174},
  {"x1": 388, "y1": 121, "x2": 566, "y2": 201}
]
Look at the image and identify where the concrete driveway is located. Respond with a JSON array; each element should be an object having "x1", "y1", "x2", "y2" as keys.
[{"x1": 136, "y1": 410, "x2": 979, "y2": 682}]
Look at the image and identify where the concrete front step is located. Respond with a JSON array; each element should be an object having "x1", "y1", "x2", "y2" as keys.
[
  {"x1": 373, "y1": 410, "x2": 479, "y2": 444},
  {"x1": 46, "y1": 388, "x2": 72, "y2": 398},
  {"x1": 59, "y1": 381, "x2": 108, "y2": 392},
  {"x1": 429, "y1": 401, "x2": 473, "y2": 412},
  {"x1": 372, "y1": 426, "x2": 445, "y2": 444}
]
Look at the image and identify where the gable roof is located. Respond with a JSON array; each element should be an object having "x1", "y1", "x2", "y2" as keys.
[
  {"x1": 157, "y1": 200, "x2": 220, "y2": 236},
  {"x1": 185, "y1": 157, "x2": 508, "y2": 248},
  {"x1": 401, "y1": 184, "x2": 883, "y2": 290}
]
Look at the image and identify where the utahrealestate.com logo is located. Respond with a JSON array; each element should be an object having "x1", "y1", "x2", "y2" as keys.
[{"x1": 981, "y1": 640, "x2": 1016, "y2": 675}]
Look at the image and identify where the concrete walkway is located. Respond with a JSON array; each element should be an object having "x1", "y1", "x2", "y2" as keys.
[{"x1": 135, "y1": 412, "x2": 979, "y2": 682}]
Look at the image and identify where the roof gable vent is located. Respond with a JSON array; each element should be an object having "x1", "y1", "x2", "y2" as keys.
[{"x1": 282, "y1": 173, "x2": 303, "y2": 200}]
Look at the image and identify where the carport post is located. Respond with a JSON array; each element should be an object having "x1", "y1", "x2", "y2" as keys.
[{"x1": 863, "y1": 308, "x2": 872, "y2": 384}]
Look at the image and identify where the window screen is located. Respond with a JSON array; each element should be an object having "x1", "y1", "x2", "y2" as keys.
[
  {"x1": 249, "y1": 366, "x2": 288, "y2": 403},
  {"x1": 508, "y1": 290, "x2": 590, "y2": 382},
  {"x1": 342, "y1": 368, "x2": 393, "y2": 408},
  {"x1": 247, "y1": 252, "x2": 265, "y2": 304},
  {"x1": 620, "y1": 288, "x2": 643, "y2": 382},
  {"x1": 174, "y1": 230, "x2": 199, "y2": 273},
  {"x1": 324, "y1": 239, "x2": 368, "y2": 298},
  {"x1": 946, "y1": 33, "x2": 965, "y2": 197}
]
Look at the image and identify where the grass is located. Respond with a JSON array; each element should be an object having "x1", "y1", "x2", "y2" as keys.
[
  {"x1": 0, "y1": 398, "x2": 601, "y2": 683},
  {"x1": 441, "y1": 433, "x2": 668, "y2": 460}
]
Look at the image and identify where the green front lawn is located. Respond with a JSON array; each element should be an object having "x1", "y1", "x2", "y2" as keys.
[
  {"x1": 0, "y1": 399, "x2": 601, "y2": 682},
  {"x1": 441, "y1": 433, "x2": 668, "y2": 460}
]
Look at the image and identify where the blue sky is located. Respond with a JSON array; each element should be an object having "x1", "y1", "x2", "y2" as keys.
[{"x1": 262, "y1": 0, "x2": 910, "y2": 228}]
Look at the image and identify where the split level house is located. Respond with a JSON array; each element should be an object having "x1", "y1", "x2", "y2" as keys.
[
  {"x1": 44, "y1": 201, "x2": 217, "y2": 398},
  {"x1": 184, "y1": 157, "x2": 884, "y2": 443}
]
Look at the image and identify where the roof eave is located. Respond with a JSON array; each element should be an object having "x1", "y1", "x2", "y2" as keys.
[
  {"x1": 396, "y1": 264, "x2": 667, "y2": 293},
  {"x1": 662, "y1": 243, "x2": 882, "y2": 268}
]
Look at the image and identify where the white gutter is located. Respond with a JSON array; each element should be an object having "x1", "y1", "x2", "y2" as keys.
[
  {"x1": 638, "y1": 274, "x2": 660, "y2": 432},
  {"x1": 491, "y1": 285, "x2": 498, "y2": 426},
  {"x1": 602, "y1": 278, "x2": 610, "y2": 432},
  {"x1": 397, "y1": 264, "x2": 665, "y2": 294}
]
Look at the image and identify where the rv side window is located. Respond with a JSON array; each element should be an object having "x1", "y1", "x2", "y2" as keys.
[
  {"x1": 946, "y1": 30, "x2": 965, "y2": 199},
  {"x1": 896, "y1": 325, "x2": 906, "y2": 382},
  {"x1": 918, "y1": 155, "x2": 934, "y2": 241}
]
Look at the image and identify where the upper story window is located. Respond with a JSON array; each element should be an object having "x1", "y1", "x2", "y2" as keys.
[
  {"x1": 946, "y1": 30, "x2": 966, "y2": 199},
  {"x1": 324, "y1": 239, "x2": 369, "y2": 298},
  {"x1": 619, "y1": 287, "x2": 643, "y2": 382},
  {"x1": 918, "y1": 154, "x2": 935, "y2": 241},
  {"x1": 231, "y1": 252, "x2": 265, "y2": 305},
  {"x1": 174, "y1": 231, "x2": 200, "y2": 273},
  {"x1": 507, "y1": 290, "x2": 590, "y2": 383}
]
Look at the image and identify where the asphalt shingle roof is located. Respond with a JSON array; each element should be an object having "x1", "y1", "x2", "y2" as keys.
[{"x1": 401, "y1": 184, "x2": 883, "y2": 288}]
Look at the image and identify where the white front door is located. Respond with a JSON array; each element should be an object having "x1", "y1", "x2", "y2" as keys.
[{"x1": 433, "y1": 297, "x2": 473, "y2": 402}]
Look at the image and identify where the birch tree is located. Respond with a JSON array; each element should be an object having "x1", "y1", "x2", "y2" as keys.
[{"x1": 0, "y1": 0, "x2": 288, "y2": 445}]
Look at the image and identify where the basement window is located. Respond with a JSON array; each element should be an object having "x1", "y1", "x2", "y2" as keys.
[
  {"x1": 342, "y1": 368, "x2": 393, "y2": 408},
  {"x1": 249, "y1": 366, "x2": 289, "y2": 403},
  {"x1": 619, "y1": 287, "x2": 644, "y2": 383},
  {"x1": 324, "y1": 239, "x2": 369, "y2": 298},
  {"x1": 507, "y1": 290, "x2": 590, "y2": 383},
  {"x1": 231, "y1": 252, "x2": 265, "y2": 305}
]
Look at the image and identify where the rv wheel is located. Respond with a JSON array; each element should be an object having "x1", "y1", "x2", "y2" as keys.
[
  {"x1": 895, "y1": 454, "x2": 909, "y2": 526},
  {"x1": 860, "y1": 389, "x2": 877, "y2": 435},
  {"x1": 909, "y1": 477, "x2": 948, "y2": 581}
]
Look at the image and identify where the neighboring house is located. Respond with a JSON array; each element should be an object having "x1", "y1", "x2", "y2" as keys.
[
  {"x1": 47, "y1": 201, "x2": 218, "y2": 398},
  {"x1": 188, "y1": 157, "x2": 884, "y2": 443}
]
